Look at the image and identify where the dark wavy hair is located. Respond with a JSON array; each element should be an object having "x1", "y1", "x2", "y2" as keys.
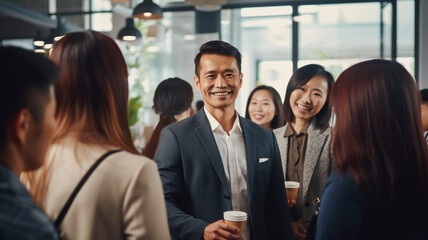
[
  {"x1": 331, "y1": 59, "x2": 428, "y2": 224},
  {"x1": 194, "y1": 40, "x2": 241, "y2": 76},
  {"x1": 245, "y1": 85, "x2": 284, "y2": 129},
  {"x1": 283, "y1": 64, "x2": 334, "y2": 131},
  {"x1": 143, "y1": 77, "x2": 193, "y2": 159}
]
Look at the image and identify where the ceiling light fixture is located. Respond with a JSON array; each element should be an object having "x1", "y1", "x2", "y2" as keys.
[
  {"x1": 35, "y1": 48, "x2": 46, "y2": 54},
  {"x1": 43, "y1": 29, "x2": 55, "y2": 49},
  {"x1": 132, "y1": 0, "x2": 163, "y2": 20},
  {"x1": 117, "y1": 18, "x2": 142, "y2": 41},
  {"x1": 33, "y1": 30, "x2": 45, "y2": 47}
]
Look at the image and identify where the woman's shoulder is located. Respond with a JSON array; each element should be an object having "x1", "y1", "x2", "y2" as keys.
[
  {"x1": 326, "y1": 171, "x2": 356, "y2": 187},
  {"x1": 323, "y1": 170, "x2": 360, "y2": 202},
  {"x1": 107, "y1": 151, "x2": 156, "y2": 169},
  {"x1": 92, "y1": 150, "x2": 158, "y2": 186}
]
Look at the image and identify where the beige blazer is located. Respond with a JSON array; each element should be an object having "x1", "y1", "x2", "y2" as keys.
[
  {"x1": 274, "y1": 123, "x2": 334, "y2": 227},
  {"x1": 41, "y1": 136, "x2": 171, "y2": 240}
]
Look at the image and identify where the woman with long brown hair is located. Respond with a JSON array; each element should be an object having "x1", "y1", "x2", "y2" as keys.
[
  {"x1": 143, "y1": 77, "x2": 193, "y2": 159},
  {"x1": 24, "y1": 31, "x2": 170, "y2": 240},
  {"x1": 316, "y1": 59, "x2": 428, "y2": 239}
]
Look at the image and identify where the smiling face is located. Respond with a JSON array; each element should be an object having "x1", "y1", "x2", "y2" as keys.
[
  {"x1": 194, "y1": 54, "x2": 243, "y2": 113},
  {"x1": 289, "y1": 75, "x2": 329, "y2": 125},
  {"x1": 248, "y1": 89, "x2": 277, "y2": 129}
]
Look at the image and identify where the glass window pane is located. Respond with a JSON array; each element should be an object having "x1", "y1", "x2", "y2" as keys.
[
  {"x1": 62, "y1": 15, "x2": 86, "y2": 30},
  {"x1": 257, "y1": 60, "x2": 293, "y2": 102},
  {"x1": 92, "y1": 13, "x2": 113, "y2": 32},
  {"x1": 299, "y1": 3, "x2": 381, "y2": 78},
  {"x1": 91, "y1": 0, "x2": 112, "y2": 11},
  {"x1": 118, "y1": 10, "x2": 206, "y2": 149},
  {"x1": 223, "y1": 6, "x2": 293, "y2": 114},
  {"x1": 382, "y1": 3, "x2": 392, "y2": 59},
  {"x1": 397, "y1": 0, "x2": 415, "y2": 78}
]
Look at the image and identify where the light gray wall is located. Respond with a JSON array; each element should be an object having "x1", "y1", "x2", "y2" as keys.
[{"x1": 419, "y1": 0, "x2": 428, "y2": 89}]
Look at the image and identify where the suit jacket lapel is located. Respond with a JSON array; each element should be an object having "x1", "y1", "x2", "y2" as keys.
[
  {"x1": 277, "y1": 124, "x2": 289, "y2": 178},
  {"x1": 302, "y1": 123, "x2": 325, "y2": 201},
  {"x1": 239, "y1": 117, "x2": 256, "y2": 202},
  {"x1": 194, "y1": 110, "x2": 230, "y2": 195}
]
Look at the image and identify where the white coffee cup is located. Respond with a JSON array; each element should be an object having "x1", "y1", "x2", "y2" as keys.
[
  {"x1": 223, "y1": 211, "x2": 247, "y2": 234},
  {"x1": 285, "y1": 181, "x2": 300, "y2": 202}
]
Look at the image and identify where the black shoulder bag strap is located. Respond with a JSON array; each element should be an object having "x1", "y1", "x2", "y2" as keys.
[{"x1": 54, "y1": 149, "x2": 122, "y2": 229}]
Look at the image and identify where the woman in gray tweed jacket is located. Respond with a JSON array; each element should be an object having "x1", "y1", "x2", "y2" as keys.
[{"x1": 274, "y1": 64, "x2": 334, "y2": 240}]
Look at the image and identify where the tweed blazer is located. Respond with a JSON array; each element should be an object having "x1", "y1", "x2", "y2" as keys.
[{"x1": 274, "y1": 122, "x2": 334, "y2": 227}]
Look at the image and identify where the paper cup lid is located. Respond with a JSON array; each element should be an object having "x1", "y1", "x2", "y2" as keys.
[
  {"x1": 285, "y1": 181, "x2": 300, "y2": 188},
  {"x1": 224, "y1": 211, "x2": 247, "y2": 221}
]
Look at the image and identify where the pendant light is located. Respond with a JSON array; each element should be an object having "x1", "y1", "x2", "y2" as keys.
[
  {"x1": 43, "y1": 29, "x2": 55, "y2": 50},
  {"x1": 117, "y1": 18, "x2": 142, "y2": 41},
  {"x1": 132, "y1": 0, "x2": 163, "y2": 20},
  {"x1": 33, "y1": 30, "x2": 45, "y2": 47}
]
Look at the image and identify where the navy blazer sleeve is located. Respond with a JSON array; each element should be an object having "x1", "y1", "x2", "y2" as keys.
[{"x1": 154, "y1": 126, "x2": 209, "y2": 240}]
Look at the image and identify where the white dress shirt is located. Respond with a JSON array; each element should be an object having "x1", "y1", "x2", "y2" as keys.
[{"x1": 204, "y1": 107, "x2": 250, "y2": 240}]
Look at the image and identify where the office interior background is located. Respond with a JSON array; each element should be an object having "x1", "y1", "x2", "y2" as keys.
[{"x1": 1, "y1": 0, "x2": 427, "y2": 148}]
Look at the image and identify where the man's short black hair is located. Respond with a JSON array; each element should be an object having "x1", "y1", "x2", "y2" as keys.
[
  {"x1": 194, "y1": 40, "x2": 242, "y2": 76},
  {"x1": 421, "y1": 89, "x2": 428, "y2": 105},
  {"x1": 0, "y1": 46, "x2": 58, "y2": 150}
]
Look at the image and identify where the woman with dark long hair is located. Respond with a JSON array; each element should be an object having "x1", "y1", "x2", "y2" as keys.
[
  {"x1": 245, "y1": 85, "x2": 284, "y2": 129},
  {"x1": 23, "y1": 31, "x2": 170, "y2": 240},
  {"x1": 142, "y1": 77, "x2": 193, "y2": 159},
  {"x1": 274, "y1": 64, "x2": 335, "y2": 240},
  {"x1": 316, "y1": 59, "x2": 428, "y2": 239}
]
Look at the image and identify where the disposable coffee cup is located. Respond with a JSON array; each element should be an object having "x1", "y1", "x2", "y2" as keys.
[
  {"x1": 285, "y1": 181, "x2": 300, "y2": 202},
  {"x1": 223, "y1": 211, "x2": 247, "y2": 234}
]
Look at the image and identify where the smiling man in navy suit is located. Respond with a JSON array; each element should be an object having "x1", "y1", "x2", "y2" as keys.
[{"x1": 154, "y1": 40, "x2": 293, "y2": 240}]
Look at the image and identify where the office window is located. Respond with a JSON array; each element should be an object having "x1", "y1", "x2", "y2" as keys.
[
  {"x1": 257, "y1": 60, "x2": 292, "y2": 102},
  {"x1": 298, "y1": 3, "x2": 381, "y2": 78},
  {"x1": 397, "y1": 0, "x2": 415, "y2": 78},
  {"x1": 91, "y1": 0, "x2": 112, "y2": 11},
  {"x1": 92, "y1": 13, "x2": 112, "y2": 31},
  {"x1": 222, "y1": 6, "x2": 293, "y2": 114}
]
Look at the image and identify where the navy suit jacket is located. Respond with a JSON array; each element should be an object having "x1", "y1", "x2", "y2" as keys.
[{"x1": 154, "y1": 110, "x2": 293, "y2": 240}]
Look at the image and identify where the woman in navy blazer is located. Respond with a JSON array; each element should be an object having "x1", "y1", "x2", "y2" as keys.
[{"x1": 316, "y1": 60, "x2": 428, "y2": 239}]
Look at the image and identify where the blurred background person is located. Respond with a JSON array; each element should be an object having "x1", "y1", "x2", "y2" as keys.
[
  {"x1": 421, "y1": 89, "x2": 428, "y2": 146},
  {"x1": 245, "y1": 85, "x2": 284, "y2": 129},
  {"x1": 143, "y1": 77, "x2": 193, "y2": 159},
  {"x1": 0, "y1": 46, "x2": 59, "y2": 240},
  {"x1": 316, "y1": 60, "x2": 428, "y2": 239},
  {"x1": 24, "y1": 31, "x2": 170, "y2": 240},
  {"x1": 274, "y1": 64, "x2": 334, "y2": 240}
]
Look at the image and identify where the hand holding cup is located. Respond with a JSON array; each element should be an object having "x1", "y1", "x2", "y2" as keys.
[
  {"x1": 223, "y1": 211, "x2": 247, "y2": 236},
  {"x1": 285, "y1": 181, "x2": 300, "y2": 207}
]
